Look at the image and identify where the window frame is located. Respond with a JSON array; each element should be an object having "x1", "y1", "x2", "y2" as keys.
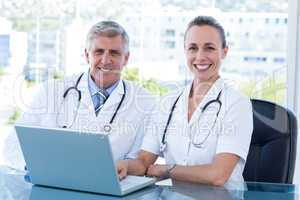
[
  {"x1": 287, "y1": 0, "x2": 300, "y2": 116},
  {"x1": 287, "y1": 0, "x2": 300, "y2": 183}
]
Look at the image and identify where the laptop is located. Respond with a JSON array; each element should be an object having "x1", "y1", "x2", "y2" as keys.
[
  {"x1": 30, "y1": 185, "x2": 159, "y2": 200},
  {"x1": 15, "y1": 125, "x2": 156, "y2": 196}
]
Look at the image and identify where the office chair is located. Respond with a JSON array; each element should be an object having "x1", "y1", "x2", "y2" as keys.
[{"x1": 243, "y1": 99, "x2": 298, "y2": 184}]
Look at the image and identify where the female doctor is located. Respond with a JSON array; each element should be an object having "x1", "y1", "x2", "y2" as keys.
[
  {"x1": 118, "y1": 16, "x2": 253, "y2": 186},
  {"x1": 16, "y1": 21, "x2": 157, "y2": 162}
]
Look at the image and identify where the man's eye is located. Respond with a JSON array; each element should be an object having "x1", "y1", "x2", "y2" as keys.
[
  {"x1": 188, "y1": 46, "x2": 197, "y2": 51},
  {"x1": 94, "y1": 50, "x2": 104, "y2": 55},
  {"x1": 111, "y1": 51, "x2": 121, "y2": 56},
  {"x1": 111, "y1": 51, "x2": 121, "y2": 55}
]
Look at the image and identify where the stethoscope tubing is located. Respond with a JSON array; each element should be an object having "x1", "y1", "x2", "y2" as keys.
[
  {"x1": 161, "y1": 90, "x2": 222, "y2": 150},
  {"x1": 56, "y1": 72, "x2": 126, "y2": 131}
]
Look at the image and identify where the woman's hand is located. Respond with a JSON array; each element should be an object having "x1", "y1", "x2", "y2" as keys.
[{"x1": 146, "y1": 164, "x2": 168, "y2": 178}]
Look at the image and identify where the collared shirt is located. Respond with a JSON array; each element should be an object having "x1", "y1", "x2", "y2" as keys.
[
  {"x1": 142, "y1": 78, "x2": 253, "y2": 186},
  {"x1": 88, "y1": 71, "x2": 119, "y2": 109},
  {"x1": 14, "y1": 70, "x2": 158, "y2": 168}
]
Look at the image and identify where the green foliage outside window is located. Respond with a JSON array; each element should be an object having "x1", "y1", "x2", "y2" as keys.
[
  {"x1": 123, "y1": 67, "x2": 287, "y2": 102},
  {"x1": 12, "y1": 18, "x2": 60, "y2": 31},
  {"x1": 7, "y1": 108, "x2": 21, "y2": 125},
  {"x1": 122, "y1": 67, "x2": 169, "y2": 96},
  {"x1": 53, "y1": 70, "x2": 65, "y2": 80},
  {"x1": 240, "y1": 75, "x2": 286, "y2": 104},
  {"x1": 0, "y1": 68, "x2": 5, "y2": 76}
]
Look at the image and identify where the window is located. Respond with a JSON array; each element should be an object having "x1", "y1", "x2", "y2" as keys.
[
  {"x1": 0, "y1": 0, "x2": 298, "y2": 181},
  {"x1": 265, "y1": 18, "x2": 270, "y2": 24},
  {"x1": 165, "y1": 29, "x2": 175, "y2": 37},
  {"x1": 274, "y1": 57, "x2": 285, "y2": 63},
  {"x1": 0, "y1": 35, "x2": 10, "y2": 66},
  {"x1": 164, "y1": 41, "x2": 175, "y2": 49}
]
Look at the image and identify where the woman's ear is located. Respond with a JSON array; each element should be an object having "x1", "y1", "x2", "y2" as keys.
[{"x1": 222, "y1": 46, "x2": 229, "y2": 59}]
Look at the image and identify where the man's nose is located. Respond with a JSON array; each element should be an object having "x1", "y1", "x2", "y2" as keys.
[{"x1": 101, "y1": 51, "x2": 112, "y2": 64}]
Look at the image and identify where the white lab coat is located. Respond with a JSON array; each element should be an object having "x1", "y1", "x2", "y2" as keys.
[
  {"x1": 142, "y1": 78, "x2": 253, "y2": 186},
  {"x1": 17, "y1": 71, "x2": 157, "y2": 161}
]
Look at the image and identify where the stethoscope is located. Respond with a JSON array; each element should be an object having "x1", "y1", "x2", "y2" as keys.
[
  {"x1": 160, "y1": 90, "x2": 222, "y2": 152},
  {"x1": 56, "y1": 72, "x2": 126, "y2": 132}
]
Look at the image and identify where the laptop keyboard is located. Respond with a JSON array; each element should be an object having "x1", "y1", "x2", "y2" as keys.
[{"x1": 120, "y1": 175, "x2": 153, "y2": 191}]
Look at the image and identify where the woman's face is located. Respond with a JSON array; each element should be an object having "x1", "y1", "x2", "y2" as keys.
[{"x1": 184, "y1": 25, "x2": 228, "y2": 83}]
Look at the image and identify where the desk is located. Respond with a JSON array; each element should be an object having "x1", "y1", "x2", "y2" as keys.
[{"x1": 0, "y1": 166, "x2": 298, "y2": 200}]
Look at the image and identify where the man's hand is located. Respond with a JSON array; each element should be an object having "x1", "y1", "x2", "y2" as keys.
[
  {"x1": 117, "y1": 160, "x2": 129, "y2": 180},
  {"x1": 146, "y1": 164, "x2": 168, "y2": 178}
]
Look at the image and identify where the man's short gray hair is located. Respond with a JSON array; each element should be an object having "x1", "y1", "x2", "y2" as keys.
[{"x1": 85, "y1": 21, "x2": 129, "y2": 52}]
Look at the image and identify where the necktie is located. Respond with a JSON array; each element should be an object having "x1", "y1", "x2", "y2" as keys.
[{"x1": 93, "y1": 88, "x2": 109, "y2": 116}]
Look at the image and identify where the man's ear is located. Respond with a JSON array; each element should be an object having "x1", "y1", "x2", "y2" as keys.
[
  {"x1": 84, "y1": 48, "x2": 90, "y2": 64},
  {"x1": 124, "y1": 52, "x2": 130, "y2": 66}
]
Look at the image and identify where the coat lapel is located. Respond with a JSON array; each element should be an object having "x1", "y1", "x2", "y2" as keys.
[
  {"x1": 188, "y1": 78, "x2": 225, "y2": 126},
  {"x1": 99, "y1": 80, "x2": 125, "y2": 117},
  {"x1": 76, "y1": 72, "x2": 96, "y2": 117},
  {"x1": 74, "y1": 72, "x2": 125, "y2": 122}
]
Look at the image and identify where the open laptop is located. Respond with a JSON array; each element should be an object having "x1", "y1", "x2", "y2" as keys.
[
  {"x1": 30, "y1": 185, "x2": 159, "y2": 200},
  {"x1": 15, "y1": 125, "x2": 156, "y2": 196}
]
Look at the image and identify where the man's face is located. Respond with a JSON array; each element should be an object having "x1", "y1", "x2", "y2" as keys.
[{"x1": 85, "y1": 35, "x2": 129, "y2": 88}]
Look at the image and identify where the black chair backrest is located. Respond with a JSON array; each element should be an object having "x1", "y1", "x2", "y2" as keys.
[{"x1": 243, "y1": 99, "x2": 298, "y2": 183}]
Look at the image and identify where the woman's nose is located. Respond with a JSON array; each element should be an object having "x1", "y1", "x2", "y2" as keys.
[{"x1": 195, "y1": 49, "x2": 205, "y2": 60}]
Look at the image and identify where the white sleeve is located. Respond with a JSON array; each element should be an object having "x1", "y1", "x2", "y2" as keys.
[
  {"x1": 216, "y1": 96, "x2": 253, "y2": 161},
  {"x1": 124, "y1": 121, "x2": 147, "y2": 159},
  {"x1": 125, "y1": 97, "x2": 159, "y2": 159},
  {"x1": 140, "y1": 105, "x2": 161, "y2": 156},
  {"x1": 16, "y1": 83, "x2": 48, "y2": 126},
  {"x1": 4, "y1": 82, "x2": 47, "y2": 169}
]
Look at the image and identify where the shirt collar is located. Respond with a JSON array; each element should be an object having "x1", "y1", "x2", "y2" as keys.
[
  {"x1": 199, "y1": 78, "x2": 225, "y2": 109},
  {"x1": 184, "y1": 77, "x2": 225, "y2": 109},
  {"x1": 88, "y1": 70, "x2": 120, "y2": 96}
]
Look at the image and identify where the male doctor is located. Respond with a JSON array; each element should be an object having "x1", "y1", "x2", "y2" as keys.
[{"x1": 17, "y1": 21, "x2": 157, "y2": 162}]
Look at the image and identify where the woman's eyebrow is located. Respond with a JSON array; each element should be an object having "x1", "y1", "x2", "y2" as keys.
[
  {"x1": 204, "y1": 42, "x2": 217, "y2": 46},
  {"x1": 187, "y1": 42, "x2": 217, "y2": 46},
  {"x1": 94, "y1": 48, "x2": 104, "y2": 52}
]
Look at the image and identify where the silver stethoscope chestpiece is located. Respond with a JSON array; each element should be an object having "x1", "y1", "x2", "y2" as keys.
[
  {"x1": 160, "y1": 143, "x2": 167, "y2": 153},
  {"x1": 103, "y1": 124, "x2": 112, "y2": 133},
  {"x1": 194, "y1": 143, "x2": 205, "y2": 148}
]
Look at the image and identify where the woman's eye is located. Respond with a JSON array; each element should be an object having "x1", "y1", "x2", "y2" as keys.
[{"x1": 206, "y1": 46, "x2": 215, "y2": 50}]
